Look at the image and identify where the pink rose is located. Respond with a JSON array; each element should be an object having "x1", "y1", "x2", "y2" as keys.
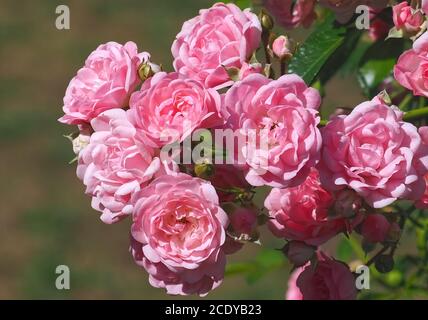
[
  {"x1": 393, "y1": 2, "x2": 424, "y2": 35},
  {"x1": 415, "y1": 128, "x2": 428, "y2": 208},
  {"x1": 59, "y1": 42, "x2": 149, "y2": 125},
  {"x1": 224, "y1": 74, "x2": 322, "y2": 188},
  {"x1": 172, "y1": 3, "x2": 262, "y2": 90},
  {"x1": 285, "y1": 267, "x2": 304, "y2": 300},
  {"x1": 416, "y1": 174, "x2": 428, "y2": 208},
  {"x1": 361, "y1": 214, "x2": 391, "y2": 243},
  {"x1": 423, "y1": 0, "x2": 428, "y2": 15},
  {"x1": 265, "y1": 169, "x2": 354, "y2": 246},
  {"x1": 296, "y1": 252, "x2": 357, "y2": 300},
  {"x1": 128, "y1": 72, "x2": 223, "y2": 148},
  {"x1": 395, "y1": 32, "x2": 428, "y2": 97},
  {"x1": 130, "y1": 173, "x2": 228, "y2": 296},
  {"x1": 319, "y1": 0, "x2": 388, "y2": 24},
  {"x1": 319, "y1": 95, "x2": 428, "y2": 208},
  {"x1": 263, "y1": 0, "x2": 316, "y2": 29},
  {"x1": 77, "y1": 109, "x2": 160, "y2": 224}
]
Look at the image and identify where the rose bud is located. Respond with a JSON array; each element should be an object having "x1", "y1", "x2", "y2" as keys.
[
  {"x1": 272, "y1": 35, "x2": 296, "y2": 61},
  {"x1": 392, "y1": 2, "x2": 424, "y2": 36},
  {"x1": 230, "y1": 207, "x2": 258, "y2": 236},
  {"x1": 282, "y1": 241, "x2": 316, "y2": 267},
  {"x1": 138, "y1": 61, "x2": 161, "y2": 81},
  {"x1": 361, "y1": 214, "x2": 391, "y2": 243}
]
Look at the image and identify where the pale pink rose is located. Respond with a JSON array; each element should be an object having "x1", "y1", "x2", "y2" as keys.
[
  {"x1": 59, "y1": 42, "x2": 149, "y2": 125},
  {"x1": 224, "y1": 74, "x2": 322, "y2": 188},
  {"x1": 265, "y1": 169, "x2": 355, "y2": 246},
  {"x1": 416, "y1": 174, "x2": 428, "y2": 208},
  {"x1": 263, "y1": 0, "x2": 316, "y2": 29},
  {"x1": 319, "y1": 0, "x2": 388, "y2": 23},
  {"x1": 423, "y1": 0, "x2": 428, "y2": 15},
  {"x1": 296, "y1": 252, "x2": 357, "y2": 300},
  {"x1": 230, "y1": 207, "x2": 258, "y2": 235},
  {"x1": 416, "y1": 126, "x2": 428, "y2": 208},
  {"x1": 209, "y1": 165, "x2": 251, "y2": 202},
  {"x1": 319, "y1": 95, "x2": 428, "y2": 208},
  {"x1": 419, "y1": 126, "x2": 428, "y2": 144},
  {"x1": 361, "y1": 214, "x2": 391, "y2": 243},
  {"x1": 285, "y1": 267, "x2": 304, "y2": 300},
  {"x1": 128, "y1": 72, "x2": 223, "y2": 148},
  {"x1": 172, "y1": 3, "x2": 262, "y2": 90},
  {"x1": 393, "y1": 2, "x2": 424, "y2": 35},
  {"x1": 395, "y1": 32, "x2": 428, "y2": 97},
  {"x1": 77, "y1": 109, "x2": 160, "y2": 224},
  {"x1": 130, "y1": 173, "x2": 228, "y2": 296}
]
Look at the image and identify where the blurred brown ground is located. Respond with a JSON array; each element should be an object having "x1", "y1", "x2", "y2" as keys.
[{"x1": 0, "y1": 0, "x2": 366, "y2": 299}]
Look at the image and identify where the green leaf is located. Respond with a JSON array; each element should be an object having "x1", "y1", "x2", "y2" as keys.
[
  {"x1": 224, "y1": 0, "x2": 252, "y2": 10},
  {"x1": 288, "y1": 13, "x2": 346, "y2": 85},
  {"x1": 225, "y1": 262, "x2": 255, "y2": 276},
  {"x1": 337, "y1": 238, "x2": 353, "y2": 261},
  {"x1": 255, "y1": 249, "x2": 284, "y2": 269},
  {"x1": 225, "y1": 249, "x2": 285, "y2": 285},
  {"x1": 318, "y1": 28, "x2": 363, "y2": 84},
  {"x1": 357, "y1": 39, "x2": 404, "y2": 97}
]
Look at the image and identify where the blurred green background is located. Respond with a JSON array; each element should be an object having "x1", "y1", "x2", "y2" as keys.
[{"x1": 0, "y1": 0, "x2": 367, "y2": 299}]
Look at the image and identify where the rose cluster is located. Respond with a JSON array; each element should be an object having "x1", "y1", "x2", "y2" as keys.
[{"x1": 60, "y1": 2, "x2": 428, "y2": 299}]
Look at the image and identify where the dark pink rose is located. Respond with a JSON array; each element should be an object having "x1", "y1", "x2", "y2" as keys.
[
  {"x1": 265, "y1": 169, "x2": 354, "y2": 246},
  {"x1": 296, "y1": 252, "x2": 357, "y2": 300}
]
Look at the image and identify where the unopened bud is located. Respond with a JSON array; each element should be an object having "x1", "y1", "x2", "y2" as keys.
[
  {"x1": 259, "y1": 10, "x2": 274, "y2": 32},
  {"x1": 72, "y1": 133, "x2": 90, "y2": 154},
  {"x1": 230, "y1": 207, "x2": 258, "y2": 236},
  {"x1": 138, "y1": 62, "x2": 161, "y2": 81},
  {"x1": 271, "y1": 35, "x2": 296, "y2": 61},
  {"x1": 377, "y1": 90, "x2": 392, "y2": 105},
  {"x1": 194, "y1": 162, "x2": 215, "y2": 179},
  {"x1": 282, "y1": 241, "x2": 316, "y2": 267},
  {"x1": 375, "y1": 254, "x2": 394, "y2": 273}
]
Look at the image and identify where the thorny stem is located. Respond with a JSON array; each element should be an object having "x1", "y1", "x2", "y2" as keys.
[
  {"x1": 280, "y1": 61, "x2": 287, "y2": 76},
  {"x1": 262, "y1": 34, "x2": 271, "y2": 65}
]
